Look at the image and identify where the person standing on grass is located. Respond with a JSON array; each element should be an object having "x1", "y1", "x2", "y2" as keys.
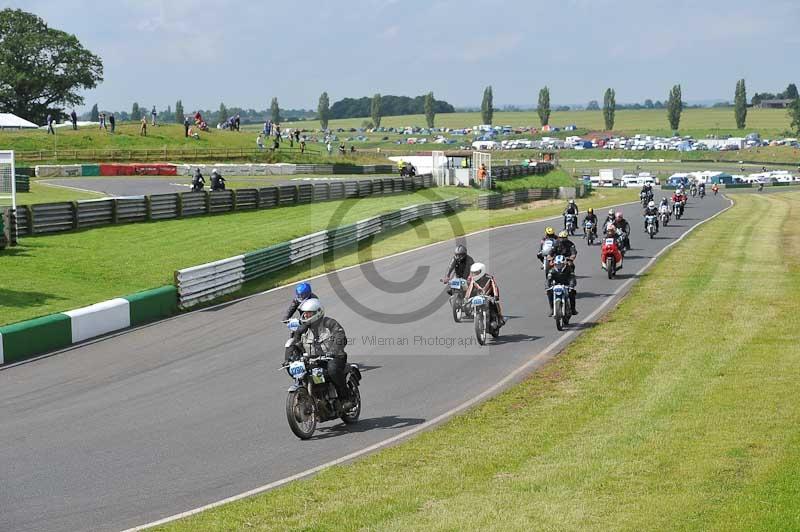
[
  {"x1": 326, "y1": 141, "x2": 332, "y2": 155},
  {"x1": 235, "y1": 114, "x2": 241, "y2": 132},
  {"x1": 46, "y1": 113, "x2": 55, "y2": 134},
  {"x1": 151, "y1": 106, "x2": 157, "y2": 126},
  {"x1": 272, "y1": 136, "x2": 280, "y2": 152},
  {"x1": 300, "y1": 136, "x2": 306, "y2": 154},
  {"x1": 99, "y1": 112, "x2": 105, "y2": 130},
  {"x1": 70, "y1": 110, "x2": 78, "y2": 130},
  {"x1": 140, "y1": 116, "x2": 147, "y2": 136},
  {"x1": 109, "y1": 113, "x2": 116, "y2": 133},
  {"x1": 257, "y1": 133, "x2": 265, "y2": 151},
  {"x1": 184, "y1": 116, "x2": 190, "y2": 137}
]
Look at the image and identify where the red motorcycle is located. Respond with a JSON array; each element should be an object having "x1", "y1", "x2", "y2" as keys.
[{"x1": 601, "y1": 233, "x2": 623, "y2": 279}]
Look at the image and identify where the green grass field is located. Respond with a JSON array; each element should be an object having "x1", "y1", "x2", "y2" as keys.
[
  {"x1": 0, "y1": 182, "x2": 635, "y2": 327},
  {"x1": 287, "y1": 108, "x2": 795, "y2": 138},
  {"x1": 156, "y1": 190, "x2": 800, "y2": 532}
]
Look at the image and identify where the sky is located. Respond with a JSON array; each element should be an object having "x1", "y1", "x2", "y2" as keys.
[{"x1": 7, "y1": 0, "x2": 800, "y2": 113}]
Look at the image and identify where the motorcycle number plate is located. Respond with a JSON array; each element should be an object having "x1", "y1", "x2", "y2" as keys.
[
  {"x1": 472, "y1": 296, "x2": 485, "y2": 306},
  {"x1": 289, "y1": 361, "x2": 306, "y2": 377},
  {"x1": 605, "y1": 238, "x2": 615, "y2": 245},
  {"x1": 450, "y1": 279, "x2": 463, "y2": 289}
]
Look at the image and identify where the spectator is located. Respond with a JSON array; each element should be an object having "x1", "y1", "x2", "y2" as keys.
[
  {"x1": 140, "y1": 116, "x2": 147, "y2": 136},
  {"x1": 70, "y1": 110, "x2": 78, "y2": 130},
  {"x1": 109, "y1": 113, "x2": 116, "y2": 133},
  {"x1": 300, "y1": 136, "x2": 306, "y2": 154},
  {"x1": 295, "y1": 129, "x2": 301, "y2": 143},
  {"x1": 151, "y1": 106, "x2": 157, "y2": 126},
  {"x1": 288, "y1": 130, "x2": 294, "y2": 148},
  {"x1": 326, "y1": 141, "x2": 332, "y2": 155},
  {"x1": 272, "y1": 137, "x2": 280, "y2": 152},
  {"x1": 266, "y1": 120, "x2": 272, "y2": 136},
  {"x1": 478, "y1": 163, "x2": 488, "y2": 189},
  {"x1": 184, "y1": 116, "x2": 191, "y2": 137},
  {"x1": 339, "y1": 143, "x2": 346, "y2": 155},
  {"x1": 234, "y1": 114, "x2": 241, "y2": 132},
  {"x1": 188, "y1": 125, "x2": 199, "y2": 139},
  {"x1": 350, "y1": 145, "x2": 356, "y2": 154},
  {"x1": 99, "y1": 112, "x2": 106, "y2": 130},
  {"x1": 257, "y1": 133, "x2": 265, "y2": 151},
  {"x1": 46, "y1": 113, "x2": 55, "y2": 134}
]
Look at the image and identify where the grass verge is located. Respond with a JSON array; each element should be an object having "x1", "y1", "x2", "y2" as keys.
[
  {"x1": 16, "y1": 182, "x2": 104, "y2": 204},
  {"x1": 0, "y1": 187, "x2": 637, "y2": 326},
  {"x1": 156, "y1": 191, "x2": 800, "y2": 531}
]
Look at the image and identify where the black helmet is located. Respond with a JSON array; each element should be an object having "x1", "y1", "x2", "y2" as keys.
[{"x1": 454, "y1": 244, "x2": 467, "y2": 260}]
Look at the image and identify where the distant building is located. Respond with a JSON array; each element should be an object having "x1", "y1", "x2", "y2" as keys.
[{"x1": 758, "y1": 99, "x2": 794, "y2": 109}]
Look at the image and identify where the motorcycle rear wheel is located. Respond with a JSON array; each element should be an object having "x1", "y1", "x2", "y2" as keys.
[
  {"x1": 341, "y1": 378, "x2": 361, "y2": 425},
  {"x1": 286, "y1": 388, "x2": 317, "y2": 440}
]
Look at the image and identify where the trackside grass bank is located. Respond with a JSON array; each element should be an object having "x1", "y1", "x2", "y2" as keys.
[
  {"x1": 156, "y1": 191, "x2": 800, "y2": 531},
  {"x1": 0, "y1": 186, "x2": 635, "y2": 327}
]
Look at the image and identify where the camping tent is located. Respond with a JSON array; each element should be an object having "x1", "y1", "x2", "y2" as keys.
[{"x1": 0, "y1": 113, "x2": 39, "y2": 130}]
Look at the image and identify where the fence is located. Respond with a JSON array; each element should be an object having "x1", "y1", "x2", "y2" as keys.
[
  {"x1": 13, "y1": 174, "x2": 435, "y2": 237},
  {"x1": 490, "y1": 162, "x2": 553, "y2": 181},
  {"x1": 175, "y1": 198, "x2": 460, "y2": 307},
  {"x1": 16, "y1": 146, "x2": 320, "y2": 163},
  {"x1": 475, "y1": 184, "x2": 586, "y2": 210}
]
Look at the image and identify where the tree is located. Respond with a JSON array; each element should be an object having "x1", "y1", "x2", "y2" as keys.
[
  {"x1": 734, "y1": 79, "x2": 747, "y2": 130},
  {"x1": 537, "y1": 86, "x2": 550, "y2": 126},
  {"x1": 318, "y1": 92, "x2": 330, "y2": 130},
  {"x1": 0, "y1": 9, "x2": 103, "y2": 124},
  {"x1": 370, "y1": 93, "x2": 382, "y2": 128},
  {"x1": 90, "y1": 103, "x2": 99, "y2": 122},
  {"x1": 481, "y1": 86, "x2": 493, "y2": 125},
  {"x1": 424, "y1": 91, "x2": 435, "y2": 128},
  {"x1": 667, "y1": 84, "x2": 683, "y2": 131},
  {"x1": 789, "y1": 99, "x2": 800, "y2": 134},
  {"x1": 175, "y1": 100, "x2": 184, "y2": 123},
  {"x1": 219, "y1": 102, "x2": 229, "y2": 123},
  {"x1": 603, "y1": 88, "x2": 616, "y2": 131},
  {"x1": 644, "y1": 99, "x2": 654, "y2": 109},
  {"x1": 163, "y1": 105, "x2": 172, "y2": 122},
  {"x1": 131, "y1": 102, "x2": 141, "y2": 121},
  {"x1": 784, "y1": 83, "x2": 799, "y2": 100},
  {"x1": 586, "y1": 100, "x2": 600, "y2": 111},
  {"x1": 270, "y1": 97, "x2": 281, "y2": 123}
]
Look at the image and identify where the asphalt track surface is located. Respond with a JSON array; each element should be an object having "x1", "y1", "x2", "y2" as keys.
[
  {"x1": 0, "y1": 194, "x2": 728, "y2": 532},
  {"x1": 39, "y1": 175, "x2": 389, "y2": 197}
]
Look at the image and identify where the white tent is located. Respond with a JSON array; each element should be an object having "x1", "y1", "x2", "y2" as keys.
[{"x1": 0, "y1": 113, "x2": 39, "y2": 130}]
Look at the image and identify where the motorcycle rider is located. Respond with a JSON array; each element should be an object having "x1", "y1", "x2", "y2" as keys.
[
  {"x1": 711, "y1": 183, "x2": 719, "y2": 196},
  {"x1": 465, "y1": 262, "x2": 505, "y2": 327},
  {"x1": 210, "y1": 169, "x2": 226, "y2": 191},
  {"x1": 690, "y1": 181, "x2": 698, "y2": 196},
  {"x1": 289, "y1": 298, "x2": 353, "y2": 410},
  {"x1": 547, "y1": 255, "x2": 578, "y2": 316},
  {"x1": 698, "y1": 181, "x2": 706, "y2": 197},
  {"x1": 672, "y1": 189, "x2": 686, "y2": 217},
  {"x1": 552, "y1": 230, "x2": 578, "y2": 273},
  {"x1": 284, "y1": 282, "x2": 318, "y2": 321},
  {"x1": 191, "y1": 168, "x2": 205, "y2": 191},
  {"x1": 643, "y1": 200, "x2": 659, "y2": 232},
  {"x1": 603, "y1": 208, "x2": 616, "y2": 233},
  {"x1": 583, "y1": 207, "x2": 598, "y2": 238},
  {"x1": 614, "y1": 211, "x2": 631, "y2": 250},
  {"x1": 537, "y1": 226, "x2": 558, "y2": 266},
  {"x1": 442, "y1": 244, "x2": 474, "y2": 294},
  {"x1": 640, "y1": 182, "x2": 654, "y2": 203},
  {"x1": 563, "y1": 199, "x2": 579, "y2": 230}
]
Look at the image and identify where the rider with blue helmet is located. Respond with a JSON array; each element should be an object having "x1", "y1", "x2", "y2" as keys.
[{"x1": 284, "y1": 282, "x2": 318, "y2": 321}]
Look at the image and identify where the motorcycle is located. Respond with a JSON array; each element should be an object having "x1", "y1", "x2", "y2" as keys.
[
  {"x1": 282, "y1": 319, "x2": 363, "y2": 440},
  {"x1": 447, "y1": 277, "x2": 470, "y2": 322},
  {"x1": 565, "y1": 213, "x2": 577, "y2": 236},
  {"x1": 659, "y1": 205, "x2": 670, "y2": 227},
  {"x1": 191, "y1": 181, "x2": 204, "y2": 192},
  {"x1": 469, "y1": 293, "x2": 499, "y2": 346},
  {"x1": 640, "y1": 191, "x2": 648, "y2": 207},
  {"x1": 548, "y1": 284, "x2": 572, "y2": 331},
  {"x1": 645, "y1": 214, "x2": 658, "y2": 239},
  {"x1": 601, "y1": 235, "x2": 623, "y2": 279},
  {"x1": 616, "y1": 228, "x2": 628, "y2": 256},
  {"x1": 699, "y1": 187, "x2": 705, "y2": 199},
  {"x1": 583, "y1": 220, "x2": 597, "y2": 245},
  {"x1": 690, "y1": 186, "x2": 697, "y2": 197},
  {"x1": 673, "y1": 201, "x2": 683, "y2": 220},
  {"x1": 540, "y1": 239, "x2": 555, "y2": 278},
  {"x1": 211, "y1": 180, "x2": 226, "y2": 191}
]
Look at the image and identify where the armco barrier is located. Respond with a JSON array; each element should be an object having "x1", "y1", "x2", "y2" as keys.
[
  {"x1": 176, "y1": 197, "x2": 460, "y2": 308},
  {"x1": 37, "y1": 162, "x2": 395, "y2": 178},
  {"x1": 475, "y1": 184, "x2": 585, "y2": 210},
  {"x1": 0, "y1": 286, "x2": 178, "y2": 366},
  {"x1": 15, "y1": 175, "x2": 436, "y2": 238}
]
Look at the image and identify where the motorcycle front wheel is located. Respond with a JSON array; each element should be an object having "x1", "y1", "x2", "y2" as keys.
[
  {"x1": 555, "y1": 300, "x2": 564, "y2": 331},
  {"x1": 452, "y1": 295, "x2": 463, "y2": 323},
  {"x1": 475, "y1": 309, "x2": 487, "y2": 345},
  {"x1": 286, "y1": 388, "x2": 317, "y2": 440}
]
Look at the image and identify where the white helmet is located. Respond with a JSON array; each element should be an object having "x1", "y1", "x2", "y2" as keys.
[
  {"x1": 212, "y1": 168, "x2": 219, "y2": 175},
  {"x1": 298, "y1": 298, "x2": 324, "y2": 325},
  {"x1": 648, "y1": 200, "x2": 655, "y2": 208},
  {"x1": 470, "y1": 262, "x2": 486, "y2": 281}
]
